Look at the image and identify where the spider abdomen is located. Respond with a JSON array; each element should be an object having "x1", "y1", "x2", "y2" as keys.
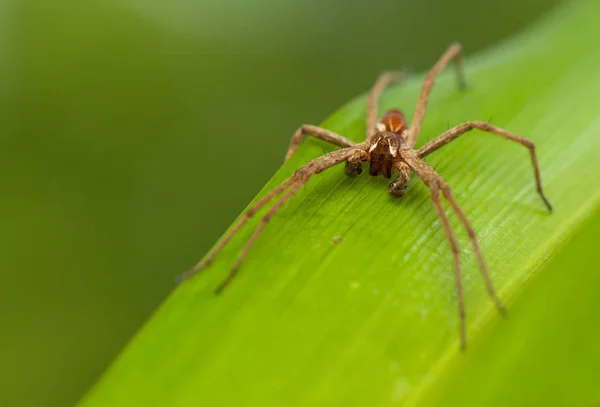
[{"x1": 380, "y1": 108, "x2": 407, "y2": 134}]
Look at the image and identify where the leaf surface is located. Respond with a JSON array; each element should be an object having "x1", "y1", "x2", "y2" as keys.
[{"x1": 80, "y1": 1, "x2": 600, "y2": 405}]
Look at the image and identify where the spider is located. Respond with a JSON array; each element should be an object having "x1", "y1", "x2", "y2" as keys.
[{"x1": 181, "y1": 43, "x2": 552, "y2": 348}]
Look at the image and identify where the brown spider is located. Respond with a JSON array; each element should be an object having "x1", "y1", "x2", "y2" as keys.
[{"x1": 181, "y1": 43, "x2": 552, "y2": 348}]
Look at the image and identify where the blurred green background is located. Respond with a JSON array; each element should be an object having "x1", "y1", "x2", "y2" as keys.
[{"x1": 0, "y1": 0, "x2": 561, "y2": 406}]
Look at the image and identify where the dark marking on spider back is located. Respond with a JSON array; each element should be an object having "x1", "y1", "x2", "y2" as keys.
[{"x1": 380, "y1": 108, "x2": 407, "y2": 134}]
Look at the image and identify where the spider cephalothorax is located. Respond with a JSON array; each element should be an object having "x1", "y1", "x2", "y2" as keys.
[
  {"x1": 363, "y1": 108, "x2": 412, "y2": 197},
  {"x1": 182, "y1": 43, "x2": 552, "y2": 349},
  {"x1": 347, "y1": 108, "x2": 408, "y2": 181},
  {"x1": 366, "y1": 130, "x2": 402, "y2": 178}
]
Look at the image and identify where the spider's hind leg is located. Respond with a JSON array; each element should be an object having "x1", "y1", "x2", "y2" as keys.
[
  {"x1": 366, "y1": 70, "x2": 411, "y2": 141},
  {"x1": 440, "y1": 184, "x2": 506, "y2": 314},
  {"x1": 408, "y1": 43, "x2": 466, "y2": 147},
  {"x1": 429, "y1": 186, "x2": 467, "y2": 349}
]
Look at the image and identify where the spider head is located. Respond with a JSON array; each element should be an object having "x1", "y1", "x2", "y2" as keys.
[{"x1": 367, "y1": 131, "x2": 403, "y2": 178}]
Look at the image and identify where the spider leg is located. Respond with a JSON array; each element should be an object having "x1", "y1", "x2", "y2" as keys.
[
  {"x1": 285, "y1": 124, "x2": 356, "y2": 162},
  {"x1": 178, "y1": 177, "x2": 297, "y2": 283},
  {"x1": 404, "y1": 151, "x2": 505, "y2": 349},
  {"x1": 181, "y1": 146, "x2": 363, "y2": 290},
  {"x1": 417, "y1": 121, "x2": 552, "y2": 212},
  {"x1": 366, "y1": 70, "x2": 411, "y2": 141},
  {"x1": 439, "y1": 184, "x2": 507, "y2": 315},
  {"x1": 214, "y1": 146, "x2": 364, "y2": 293},
  {"x1": 430, "y1": 186, "x2": 467, "y2": 349},
  {"x1": 408, "y1": 43, "x2": 466, "y2": 147},
  {"x1": 214, "y1": 180, "x2": 307, "y2": 294}
]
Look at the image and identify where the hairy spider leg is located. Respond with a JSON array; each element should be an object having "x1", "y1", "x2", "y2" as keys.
[
  {"x1": 180, "y1": 147, "x2": 362, "y2": 292},
  {"x1": 403, "y1": 151, "x2": 506, "y2": 348},
  {"x1": 213, "y1": 181, "x2": 307, "y2": 294},
  {"x1": 366, "y1": 70, "x2": 411, "y2": 141},
  {"x1": 285, "y1": 125, "x2": 356, "y2": 162},
  {"x1": 430, "y1": 186, "x2": 467, "y2": 349},
  {"x1": 418, "y1": 121, "x2": 552, "y2": 212},
  {"x1": 440, "y1": 185, "x2": 507, "y2": 315},
  {"x1": 178, "y1": 177, "x2": 297, "y2": 283},
  {"x1": 408, "y1": 43, "x2": 466, "y2": 147}
]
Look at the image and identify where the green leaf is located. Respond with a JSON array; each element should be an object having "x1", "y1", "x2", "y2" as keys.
[{"x1": 79, "y1": 1, "x2": 600, "y2": 405}]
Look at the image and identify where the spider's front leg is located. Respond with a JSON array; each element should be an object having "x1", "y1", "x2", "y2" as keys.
[
  {"x1": 180, "y1": 146, "x2": 364, "y2": 293},
  {"x1": 388, "y1": 161, "x2": 411, "y2": 198},
  {"x1": 285, "y1": 124, "x2": 356, "y2": 162},
  {"x1": 366, "y1": 70, "x2": 411, "y2": 141}
]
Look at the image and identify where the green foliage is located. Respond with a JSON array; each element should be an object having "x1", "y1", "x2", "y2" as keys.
[
  {"x1": 1, "y1": 1, "x2": 561, "y2": 406},
  {"x1": 80, "y1": 1, "x2": 600, "y2": 405}
]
